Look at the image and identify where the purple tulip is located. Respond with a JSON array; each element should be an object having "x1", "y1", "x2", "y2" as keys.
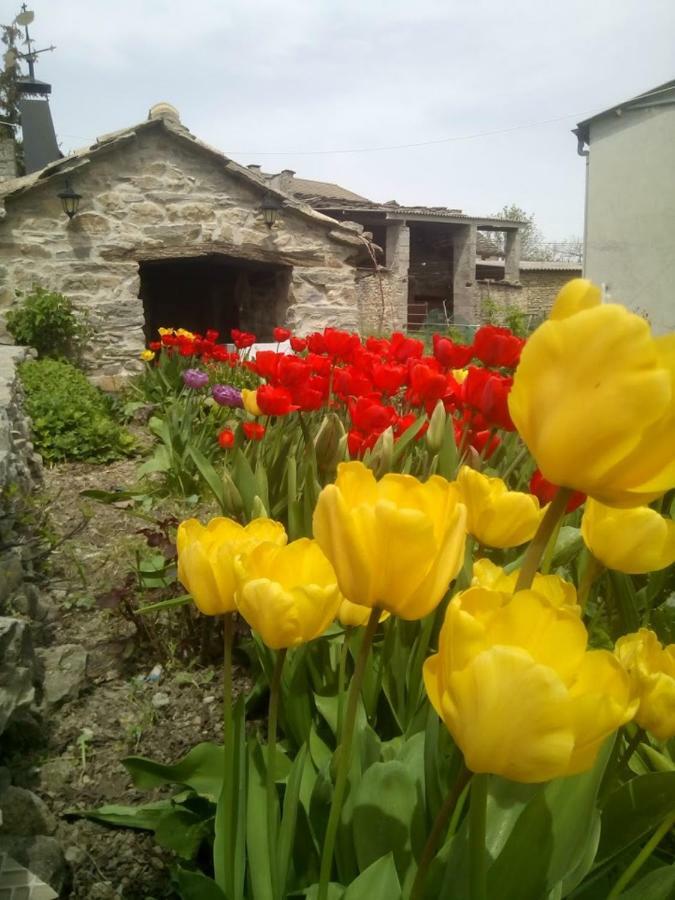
[
  {"x1": 182, "y1": 368, "x2": 209, "y2": 390},
  {"x1": 212, "y1": 384, "x2": 243, "y2": 408}
]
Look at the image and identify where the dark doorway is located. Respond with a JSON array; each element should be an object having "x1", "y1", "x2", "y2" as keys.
[{"x1": 139, "y1": 254, "x2": 291, "y2": 343}]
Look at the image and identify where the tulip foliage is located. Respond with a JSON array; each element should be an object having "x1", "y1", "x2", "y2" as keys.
[{"x1": 85, "y1": 282, "x2": 675, "y2": 900}]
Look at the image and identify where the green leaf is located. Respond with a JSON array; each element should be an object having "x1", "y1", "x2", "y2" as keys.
[
  {"x1": 174, "y1": 867, "x2": 227, "y2": 900},
  {"x1": 190, "y1": 445, "x2": 228, "y2": 513},
  {"x1": 618, "y1": 865, "x2": 675, "y2": 899},
  {"x1": 351, "y1": 761, "x2": 419, "y2": 883},
  {"x1": 246, "y1": 741, "x2": 274, "y2": 900},
  {"x1": 233, "y1": 448, "x2": 259, "y2": 520},
  {"x1": 72, "y1": 800, "x2": 172, "y2": 831},
  {"x1": 597, "y1": 771, "x2": 675, "y2": 864},
  {"x1": 155, "y1": 806, "x2": 211, "y2": 859},
  {"x1": 137, "y1": 594, "x2": 192, "y2": 614},
  {"x1": 214, "y1": 696, "x2": 247, "y2": 900},
  {"x1": 343, "y1": 854, "x2": 401, "y2": 900},
  {"x1": 487, "y1": 738, "x2": 614, "y2": 899},
  {"x1": 123, "y1": 742, "x2": 223, "y2": 802},
  {"x1": 278, "y1": 745, "x2": 309, "y2": 897}
]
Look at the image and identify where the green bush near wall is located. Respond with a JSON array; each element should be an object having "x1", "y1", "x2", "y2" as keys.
[
  {"x1": 19, "y1": 359, "x2": 135, "y2": 464},
  {"x1": 6, "y1": 287, "x2": 89, "y2": 361}
]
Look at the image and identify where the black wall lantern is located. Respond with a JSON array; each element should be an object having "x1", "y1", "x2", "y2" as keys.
[
  {"x1": 260, "y1": 191, "x2": 283, "y2": 229},
  {"x1": 57, "y1": 178, "x2": 82, "y2": 220}
]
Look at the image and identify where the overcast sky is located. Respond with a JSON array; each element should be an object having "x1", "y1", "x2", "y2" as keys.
[{"x1": 12, "y1": 0, "x2": 675, "y2": 239}]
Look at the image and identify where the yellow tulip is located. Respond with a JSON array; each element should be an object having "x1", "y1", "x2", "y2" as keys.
[
  {"x1": 312, "y1": 461, "x2": 466, "y2": 620},
  {"x1": 158, "y1": 327, "x2": 174, "y2": 336},
  {"x1": 614, "y1": 629, "x2": 675, "y2": 741},
  {"x1": 140, "y1": 349, "x2": 155, "y2": 361},
  {"x1": 581, "y1": 499, "x2": 675, "y2": 574},
  {"x1": 336, "y1": 598, "x2": 389, "y2": 628},
  {"x1": 455, "y1": 465, "x2": 545, "y2": 549},
  {"x1": 234, "y1": 538, "x2": 341, "y2": 649},
  {"x1": 424, "y1": 587, "x2": 637, "y2": 782},
  {"x1": 508, "y1": 279, "x2": 675, "y2": 508},
  {"x1": 472, "y1": 558, "x2": 579, "y2": 610},
  {"x1": 242, "y1": 388, "x2": 262, "y2": 417},
  {"x1": 176, "y1": 517, "x2": 287, "y2": 615}
]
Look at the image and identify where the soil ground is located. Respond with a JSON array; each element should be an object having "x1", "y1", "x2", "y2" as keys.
[{"x1": 17, "y1": 454, "x2": 251, "y2": 899}]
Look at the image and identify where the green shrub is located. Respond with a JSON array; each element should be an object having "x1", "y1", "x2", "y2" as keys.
[
  {"x1": 6, "y1": 287, "x2": 89, "y2": 361},
  {"x1": 19, "y1": 359, "x2": 135, "y2": 463}
]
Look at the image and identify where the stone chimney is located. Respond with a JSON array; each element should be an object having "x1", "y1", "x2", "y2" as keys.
[
  {"x1": 278, "y1": 169, "x2": 295, "y2": 192},
  {"x1": 247, "y1": 164, "x2": 262, "y2": 174},
  {"x1": 0, "y1": 127, "x2": 18, "y2": 182}
]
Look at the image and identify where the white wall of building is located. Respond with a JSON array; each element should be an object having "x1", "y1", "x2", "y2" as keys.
[{"x1": 584, "y1": 103, "x2": 675, "y2": 333}]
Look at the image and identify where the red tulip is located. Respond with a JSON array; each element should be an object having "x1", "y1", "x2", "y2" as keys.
[
  {"x1": 433, "y1": 334, "x2": 474, "y2": 368},
  {"x1": 243, "y1": 422, "x2": 266, "y2": 441},
  {"x1": 231, "y1": 329, "x2": 256, "y2": 349},
  {"x1": 530, "y1": 470, "x2": 586, "y2": 512},
  {"x1": 256, "y1": 384, "x2": 297, "y2": 416},
  {"x1": 473, "y1": 325, "x2": 524, "y2": 369},
  {"x1": 290, "y1": 336, "x2": 307, "y2": 353},
  {"x1": 274, "y1": 327, "x2": 292, "y2": 342},
  {"x1": 217, "y1": 428, "x2": 235, "y2": 449}
]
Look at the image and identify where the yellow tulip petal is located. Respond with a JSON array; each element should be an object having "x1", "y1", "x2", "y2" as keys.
[
  {"x1": 582, "y1": 500, "x2": 675, "y2": 574},
  {"x1": 313, "y1": 483, "x2": 378, "y2": 607},
  {"x1": 637, "y1": 673, "x2": 675, "y2": 741},
  {"x1": 566, "y1": 650, "x2": 638, "y2": 774},
  {"x1": 243, "y1": 518, "x2": 288, "y2": 547},
  {"x1": 548, "y1": 278, "x2": 602, "y2": 320},
  {"x1": 334, "y1": 461, "x2": 378, "y2": 509},
  {"x1": 237, "y1": 579, "x2": 300, "y2": 650},
  {"x1": 242, "y1": 389, "x2": 262, "y2": 416},
  {"x1": 508, "y1": 303, "x2": 672, "y2": 503},
  {"x1": 444, "y1": 646, "x2": 574, "y2": 783},
  {"x1": 486, "y1": 591, "x2": 587, "y2": 683},
  {"x1": 179, "y1": 541, "x2": 226, "y2": 615}
]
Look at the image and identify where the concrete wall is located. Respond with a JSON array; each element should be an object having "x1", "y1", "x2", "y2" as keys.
[
  {"x1": 0, "y1": 126, "x2": 364, "y2": 379},
  {"x1": 584, "y1": 104, "x2": 675, "y2": 333}
]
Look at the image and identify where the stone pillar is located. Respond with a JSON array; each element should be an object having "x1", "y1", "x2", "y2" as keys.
[
  {"x1": 504, "y1": 229, "x2": 521, "y2": 282},
  {"x1": 452, "y1": 224, "x2": 477, "y2": 324},
  {"x1": 0, "y1": 129, "x2": 18, "y2": 183},
  {"x1": 385, "y1": 222, "x2": 410, "y2": 329}
]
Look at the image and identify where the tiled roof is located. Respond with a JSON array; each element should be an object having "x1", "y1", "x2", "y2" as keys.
[{"x1": 290, "y1": 177, "x2": 372, "y2": 204}]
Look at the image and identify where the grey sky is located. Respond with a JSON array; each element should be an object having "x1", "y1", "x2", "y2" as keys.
[{"x1": 14, "y1": 0, "x2": 675, "y2": 239}]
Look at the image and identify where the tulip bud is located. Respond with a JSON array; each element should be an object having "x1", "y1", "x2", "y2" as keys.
[
  {"x1": 314, "y1": 412, "x2": 345, "y2": 472},
  {"x1": 222, "y1": 470, "x2": 244, "y2": 517},
  {"x1": 250, "y1": 495, "x2": 269, "y2": 519},
  {"x1": 426, "y1": 399, "x2": 446, "y2": 454},
  {"x1": 369, "y1": 426, "x2": 394, "y2": 478}
]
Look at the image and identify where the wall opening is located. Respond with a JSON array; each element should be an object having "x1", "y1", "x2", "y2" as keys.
[{"x1": 139, "y1": 253, "x2": 291, "y2": 343}]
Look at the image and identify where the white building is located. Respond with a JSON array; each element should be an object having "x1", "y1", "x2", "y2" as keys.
[{"x1": 574, "y1": 80, "x2": 675, "y2": 333}]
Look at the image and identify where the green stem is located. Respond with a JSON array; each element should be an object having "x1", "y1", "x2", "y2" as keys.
[
  {"x1": 336, "y1": 626, "x2": 352, "y2": 741},
  {"x1": 267, "y1": 647, "x2": 287, "y2": 898},
  {"x1": 219, "y1": 612, "x2": 235, "y2": 896},
  {"x1": 318, "y1": 606, "x2": 381, "y2": 900},
  {"x1": 607, "y1": 810, "x2": 675, "y2": 898},
  {"x1": 469, "y1": 774, "x2": 489, "y2": 900},
  {"x1": 514, "y1": 488, "x2": 571, "y2": 591},
  {"x1": 410, "y1": 764, "x2": 471, "y2": 900}
]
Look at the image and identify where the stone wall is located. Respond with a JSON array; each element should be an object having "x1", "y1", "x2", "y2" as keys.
[
  {"x1": 0, "y1": 347, "x2": 70, "y2": 896},
  {"x1": 0, "y1": 345, "x2": 43, "y2": 731},
  {"x1": 476, "y1": 269, "x2": 574, "y2": 326},
  {"x1": 519, "y1": 269, "x2": 574, "y2": 321},
  {"x1": 0, "y1": 122, "x2": 364, "y2": 381},
  {"x1": 356, "y1": 267, "x2": 407, "y2": 334}
]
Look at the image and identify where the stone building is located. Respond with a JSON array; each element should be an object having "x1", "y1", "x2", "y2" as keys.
[
  {"x1": 0, "y1": 103, "x2": 529, "y2": 378},
  {"x1": 265, "y1": 170, "x2": 523, "y2": 332},
  {"x1": 475, "y1": 259, "x2": 582, "y2": 326},
  {"x1": 0, "y1": 104, "x2": 372, "y2": 381}
]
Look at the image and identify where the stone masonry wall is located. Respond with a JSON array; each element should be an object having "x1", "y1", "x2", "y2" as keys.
[
  {"x1": 476, "y1": 269, "x2": 575, "y2": 326},
  {"x1": 519, "y1": 269, "x2": 577, "y2": 321},
  {"x1": 0, "y1": 345, "x2": 43, "y2": 732},
  {"x1": 0, "y1": 124, "x2": 363, "y2": 382},
  {"x1": 356, "y1": 267, "x2": 407, "y2": 334}
]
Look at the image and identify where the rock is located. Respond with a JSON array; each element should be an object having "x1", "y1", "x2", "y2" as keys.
[
  {"x1": 0, "y1": 617, "x2": 36, "y2": 734},
  {"x1": 88, "y1": 882, "x2": 117, "y2": 899},
  {"x1": 0, "y1": 786, "x2": 57, "y2": 836},
  {"x1": 64, "y1": 844, "x2": 87, "y2": 866},
  {"x1": 0, "y1": 835, "x2": 67, "y2": 894},
  {"x1": 151, "y1": 691, "x2": 170, "y2": 709},
  {"x1": 37, "y1": 644, "x2": 88, "y2": 709},
  {"x1": 39, "y1": 758, "x2": 73, "y2": 795}
]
